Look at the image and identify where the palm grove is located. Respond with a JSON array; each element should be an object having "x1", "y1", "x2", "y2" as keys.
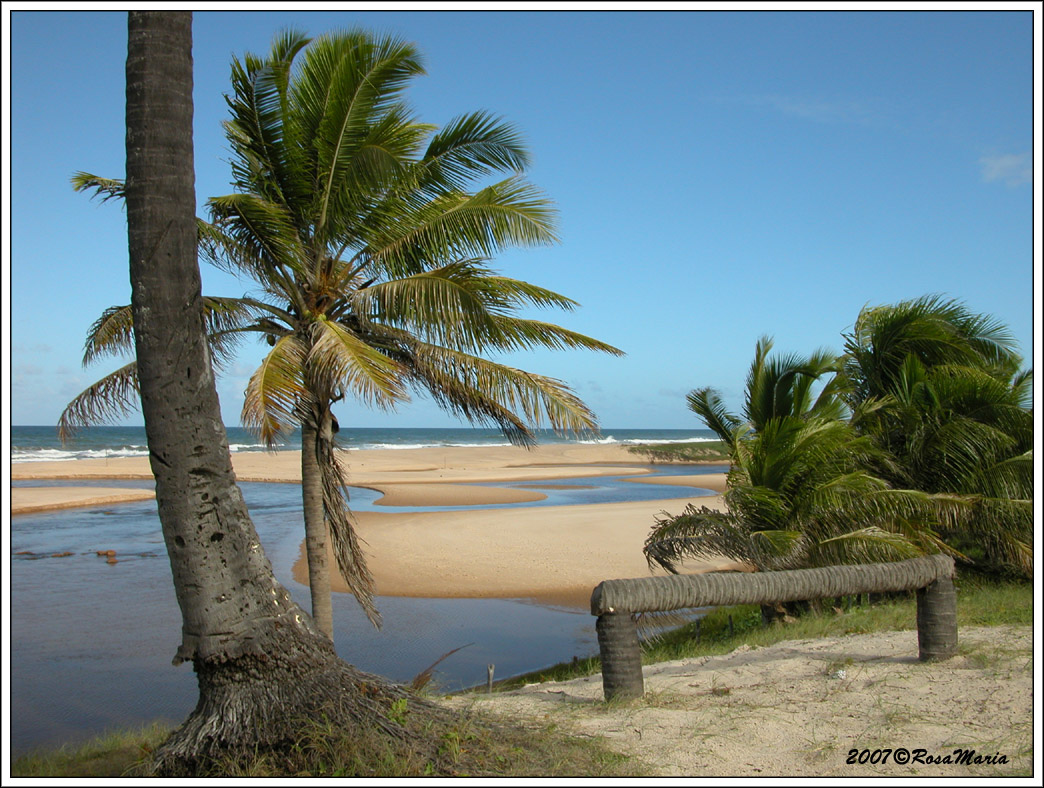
[
  {"x1": 645, "y1": 295, "x2": 1033, "y2": 587},
  {"x1": 62, "y1": 27, "x2": 622, "y2": 638}
]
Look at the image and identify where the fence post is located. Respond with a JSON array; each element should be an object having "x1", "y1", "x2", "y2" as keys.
[
  {"x1": 916, "y1": 573, "x2": 958, "y2": 661},
  {"x1": 596, "y1": 612, "x2": 644, "y2": 701}
]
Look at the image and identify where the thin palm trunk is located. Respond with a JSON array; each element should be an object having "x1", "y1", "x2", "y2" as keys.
[{"x1": 301, "y1": 417, "x2": 334, "y2": 638}]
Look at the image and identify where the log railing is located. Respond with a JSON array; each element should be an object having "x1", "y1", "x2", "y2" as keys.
[{"x1": 590, "y1": 553, "x2": 957, "y2": 701}]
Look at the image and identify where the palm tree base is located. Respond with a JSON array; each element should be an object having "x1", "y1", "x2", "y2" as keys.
[{"x1": 147, "y1": 641, "x2": 451, "y2": 775}]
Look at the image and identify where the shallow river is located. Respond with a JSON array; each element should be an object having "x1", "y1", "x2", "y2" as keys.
[{"x1": 10, "y1": 466, "x2": 725, "y2": 754}]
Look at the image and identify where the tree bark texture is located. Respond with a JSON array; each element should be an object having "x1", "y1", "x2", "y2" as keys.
[
  {"x1": 301, "y1": 419, "x2": 334, "y2": 638},
  {"x1": 590, "y1": 555, "x2": 956, "y2": 701},
  {"x1": 591, "y1": 554, "x2": 955, "y2": 615},
  {"x1": 595, "y1": 613, "x2": 645, "y2": 702},
  {"x1": 916, "y1": 574, "x2": 958, "y2": 661},
  {"x1": 124, "y1": 13, "x2": 440, "y2": 771}
]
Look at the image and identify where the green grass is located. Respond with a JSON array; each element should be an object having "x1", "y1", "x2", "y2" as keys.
[
  {"x1": 626, "y1": 441, "x2": 731, "y2": 463},
  {"x1": 495, "y1": 573, "x2": 1032, "y2": 690},
  {"x1": 11, "y1": 704, "x2": 642, "y2": 779},
  {"x1": 10, "y1": 723, "x2": 171, "y2": 777}
]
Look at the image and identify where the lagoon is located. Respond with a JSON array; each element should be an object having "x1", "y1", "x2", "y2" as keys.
[{"x1": 10, "y1": 466, "x2": 724, "y2": 754}]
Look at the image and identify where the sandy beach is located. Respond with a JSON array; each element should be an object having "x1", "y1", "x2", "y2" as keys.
[{"x1": 11, "y1": 443, "x2": 734, "y2": 606}]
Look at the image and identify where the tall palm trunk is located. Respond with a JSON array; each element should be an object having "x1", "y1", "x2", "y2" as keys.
[
  {"x1": 301, "y1": 416, "x2": 334, "y2": 638},
  {"x1": 125, "y1": 12, "x2": 443, "y2": 771}
]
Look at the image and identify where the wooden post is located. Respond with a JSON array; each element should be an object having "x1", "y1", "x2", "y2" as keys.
[
  {"x1": 916, "y1": 574, "x2": 958, "y2": 661},
  {"x1": 486, "y1": 664, "x2": 495, "y2": 693},
  {"x1": 596, "y1": 613, "x2": 643, "y2": 701}
]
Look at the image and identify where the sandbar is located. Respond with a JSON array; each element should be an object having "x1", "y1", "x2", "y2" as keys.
[
  {"x1": 300, "y1": 495, "x2": 735, "y2": 608},
  {"x1": 11, "y1": 486, "x2": 155, "y2": 515},
  {"x1": 12, "y1": 442, "x2": 733, "y2": 605}
]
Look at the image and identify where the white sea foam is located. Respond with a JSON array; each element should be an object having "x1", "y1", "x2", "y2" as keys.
[
  {"x1": 353, "y1": 440, "x2": 515, "y2": 451},
  {"x1": 10, "y1": 447, "x2": 151, "y2": 462},
  {"x1": 576, "y1": 435, "x2": 718, "y2": 446},
  {"x1": 12, "y1": 443, "x2": 283, "y2": 462}
]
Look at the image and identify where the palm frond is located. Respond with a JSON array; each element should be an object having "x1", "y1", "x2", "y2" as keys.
[
  {"x1": 307, "y1": 318, "x2": 409, "y2": 410},
  {"x1": 71, "y1": 172, "x2": 125, "y2": 203},
  {"x1": 317, "y1": 432, "x2": 381, "y2": 627},
  {"x1": 206, "y1": 193, "x2": 306, "y2": 281},
  {"x1": 685, "y1": 388, "x2": 741, "y2": 446},
  {"x1": 241, "y1": 335, "x2": 308, "y2": 443},
  {"x1": 82, "y1": 305, "x2": 135, "y2": 365},
  {"x1": 813, "y1": 527, "x2": 924, "y2": 564},
  {"x1": 366, "y1": 176, "x2": 559, "y2": 279},
  {"x1": 418, "y1": 111, "x2": 530, "y2": 191},
  {"x1": 644, "y1": 505, "x2": 748, "y2": 572},
  {"x1": 57, "y1": 362, "x2": 139, "y2": 442},
  {"x1": 401, "y1": 340, "x2": 600, "y2": 439}
]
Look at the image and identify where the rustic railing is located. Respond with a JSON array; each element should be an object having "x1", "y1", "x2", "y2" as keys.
[{"x1": 590, "y1": 553, "x2": 957, "y2": 701}]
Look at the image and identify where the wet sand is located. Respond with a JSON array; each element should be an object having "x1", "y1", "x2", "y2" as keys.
[{"x1": 12, "y1": 443, "x2": 734, "y2": 603}]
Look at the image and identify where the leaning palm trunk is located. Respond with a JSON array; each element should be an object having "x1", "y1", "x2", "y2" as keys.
[{"x1": 125, "y1": 13, "x2": 449, "y2": 771}]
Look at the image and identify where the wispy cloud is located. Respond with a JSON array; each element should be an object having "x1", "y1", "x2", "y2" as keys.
[
  {"x1": 724, "y1": 93, "x2": 882, "y2": 126},
  {"x1": 979, "y1": 152, "x2": 1032, "y2": 187}
]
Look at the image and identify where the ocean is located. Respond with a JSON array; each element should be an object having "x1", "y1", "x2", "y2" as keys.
[
  {"x1": 10, "y1": 424, "x2": 719, "y2": 463},
  {"x1": 9, "y1": 424, "x2": 723, "y2": 755}
]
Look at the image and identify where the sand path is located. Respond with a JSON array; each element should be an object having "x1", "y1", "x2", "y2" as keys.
[{"x1": 452, "y1": 624, "x2": 1033, "y2": 777}]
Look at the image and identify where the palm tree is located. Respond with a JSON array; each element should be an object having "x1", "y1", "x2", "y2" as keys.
[
  {"x1": 839, "y1": 295, "x2": 1033, "y2": 576},
  {"x1": 646, "y1": 337, "x2": 944, "y2": 578},
  {"x1": 61, "y1": 28, "x2": 622, "y2": 638},
  {"x1": 685, "y1": 335, "x2": 845, "y2": 450},
  {"x1": 122, "y1": 15, "x2": 459, "y2": 768}
]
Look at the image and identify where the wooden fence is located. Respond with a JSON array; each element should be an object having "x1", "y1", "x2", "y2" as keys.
[{"x1": 590, "y1": 553, "x2": 957, "y2": 701}]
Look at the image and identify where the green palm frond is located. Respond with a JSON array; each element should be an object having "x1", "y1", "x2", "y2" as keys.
[
  {"x1": 813, "y1": 527, "x2": 924, "y2": 564},
  {"x1": 418, "y1": 111, "x2": 530, "y2": 191},
  {"x1": 747, "y1": 529, "x2": 805, "y2": 563},
  {"x1": 71, "y1": 172, "x2": 125, "y2": 203},
  {"x1": 290, "y1": 31, "x2": 427, "y2": 237},
  {"x1": 355, "y1": 269, "x2": 622, "y2": 357},
  {"x1": 82, "y1": 305, "x2": 135, "y2": 365},
  {"x1": 685, "y1": 387, "x2": 742, "y2": 446},
  {"x1": 241, "y1": 335, "x2": 309, "y2": 443},
  {"x1": 644, "y1": 505, "x2": 745, "y2": 572},
  {"x1": 307, "y1": 318, "x2": 409, "y2": 409},
  {"x1": 479, "y1": 316, "x2": 625, "y2": 356},
  {"x1": 367, "y1": 176, "x2": 559, "y2": 279},
  {"x1": 225, "y1": 34, "x2": 308, "y2": 205},
  {"x1": 841, "y1": 294, "x2": 1024, "y2": 403},
  {"x1": 81, "y1": 297, "x2": 260, "y2": 368},
  {"x1": 206, "y1": 193, "x2": 306, "y2": 281},
  {"x1": 403, "y1": 341, "x2": 600, "y2": 437},
  {"x1": 58, "y1": 362, "x2": 139, "y2": 442}
]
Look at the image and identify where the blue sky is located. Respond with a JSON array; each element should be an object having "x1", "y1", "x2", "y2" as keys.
[{"x1": 5, "y1": 6, "x2": 1039, "y2": 431}]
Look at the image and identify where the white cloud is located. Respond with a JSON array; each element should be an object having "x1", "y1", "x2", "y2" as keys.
[{"x1": 979, "y1": 153, "x2": 1031, "y2": 187}]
